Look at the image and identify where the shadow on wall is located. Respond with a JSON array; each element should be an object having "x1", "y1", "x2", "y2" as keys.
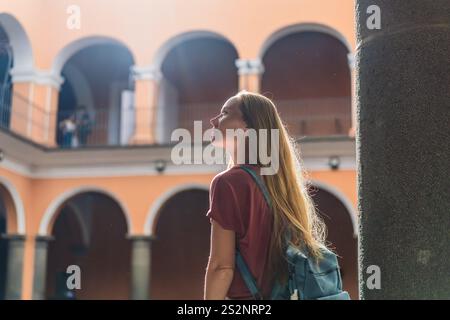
[
  {"x1": 151, "y1": 189, "x2": 210, "y2": 299},
  {"x1": 45, "y1": 192, "x2": 131, "y2": 300}
]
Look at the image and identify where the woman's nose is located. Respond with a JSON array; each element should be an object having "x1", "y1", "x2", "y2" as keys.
[{"x1": 210, "y1": 115, "x2": 218, "y2": 127}]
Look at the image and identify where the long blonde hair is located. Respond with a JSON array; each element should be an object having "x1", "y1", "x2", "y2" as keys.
[{"x1": 228, "y1": 90, "x2": 326, "y2": 284}]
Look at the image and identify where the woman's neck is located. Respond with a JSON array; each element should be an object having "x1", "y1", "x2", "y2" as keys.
[{"x1": 229, "y1": 145, "x2": 259, "y2": 167}]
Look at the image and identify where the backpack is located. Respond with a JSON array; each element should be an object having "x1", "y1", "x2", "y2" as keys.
[{"x1": 236, "y1": 165, "x2": 350, "y2": 300}]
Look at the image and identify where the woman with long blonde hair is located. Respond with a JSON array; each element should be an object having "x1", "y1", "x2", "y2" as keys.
[{"x1": 204, "y1": 90, "x2": 326, "y2": 300}]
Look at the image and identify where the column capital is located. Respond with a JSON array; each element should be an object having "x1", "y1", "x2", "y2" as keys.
[
  {"x1": 0, "y1": 234, "x2": 26, "y2": 241},
  {"x1": 131, "y1": 65, "x2": 163, "y2": 82},
  {"x1": 10, "y1": 68, "x2": 64, "y2": 90},
  {"x1": 235, "y1": 58, "x2": 265, "y2": 75},
  {"x1": 347, "y1": 52, "x2": 356, "y2": 70},
  {"x1": 126, "y1": 234, "x2": 156, "y2": 242},
  {"x1": 35, "y1": 235, "x2": 55, "y2": 242}
]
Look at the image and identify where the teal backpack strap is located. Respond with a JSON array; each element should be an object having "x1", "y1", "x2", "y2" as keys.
[
  {"x1": 235, "y1": 249, "x2": 263, "y2": 300},
  {"x1": 239, "y1": 166, "x2": 272, "y2": 208},
  {"x1": 238, "y1": 165, "x2": 291, "y2": 300},
  {"x1": 234, "y1": 165, "x2": 272, "y2": 300}
]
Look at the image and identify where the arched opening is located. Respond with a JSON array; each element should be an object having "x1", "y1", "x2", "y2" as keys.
[
  {"x1": 56, "y1": 41, "x2": 134, "y2": 147},
  {"x1": 0, "y1": 181, "x2": 23, "y2": 299},
  {"x1": 157, "y1": 34, "x2": 239, "y2": 143},
  {"x1": 0, "y1": 13, "x2": 34, "y2": 132},
  {"x1": 261, "y1": 26, "x2": 351, "y2": 137},
  {"x1": 0, "y1": 190, "x2": 7, "y2": 299},
  {"x1": 0, "y1": 22, "x2": 13, "y2": 129},
  {"x1": 151, "y1": 188, "x2": 210, "y2": 299},
  {"x1": 45, "y1": 192, "x2": 131, "y2": 299},
  {"x1": 310, "y1": 185, "x2": 358, "y2": 299}
]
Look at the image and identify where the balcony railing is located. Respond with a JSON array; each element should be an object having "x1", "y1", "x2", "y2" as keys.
[
  {"x1": 0, "y1": 83, "x2": 12, "y2": 129},
  {"x1": 175, "y1": 97, "x2": 352, "y2": 139},
  {"x1": 0, "y1": 91, "x2": 352, "y2": 148}
]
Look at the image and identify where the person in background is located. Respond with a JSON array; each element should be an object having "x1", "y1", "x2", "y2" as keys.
[
  {"x1": 76, "y1": 105, "x2": 92, "y2": 147},
  {"x1": 59, "y1": 114, "x2": 77, "y2": 148}
]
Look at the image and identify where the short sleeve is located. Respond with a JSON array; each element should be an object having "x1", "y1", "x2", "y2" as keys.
[{"x1": 206, "y1": 175, "x2": 244, "y2": 235}]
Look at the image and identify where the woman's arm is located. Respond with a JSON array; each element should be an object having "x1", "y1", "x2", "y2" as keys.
[{"x1": 204, "y1": 219, "x2": 236, "y2": 300}]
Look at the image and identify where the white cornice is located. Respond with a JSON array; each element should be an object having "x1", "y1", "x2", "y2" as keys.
[
  {"x1": 10, "y1": 68, "x2": 64, "y2": 90},
  {"x1": 235, "y1": 58, "x2": 265, "y2": 75},
  {"x1": 130, "y1": 65, "x2": 163, "y2": 82},
  {"x1": 0, "y1": 130, "x2": 356, "y2": 179},
  {"x1": 0, "y1": 153, "x2": 355, "y2": 179}
]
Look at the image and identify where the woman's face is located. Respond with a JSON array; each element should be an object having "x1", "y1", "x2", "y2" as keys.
[{"x1": 209, "y1": 96, "x2": 247, "y2": 149}]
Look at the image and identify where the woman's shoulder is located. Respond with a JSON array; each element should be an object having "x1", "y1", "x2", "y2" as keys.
[{"x1": 211, "y1": 165, "x2": 258, "y2": 189}]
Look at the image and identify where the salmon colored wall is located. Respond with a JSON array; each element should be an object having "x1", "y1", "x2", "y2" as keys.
[
  {"x1": 9, "y1": 83, "x2": 31, "y2": 137},
  {"x1": 310, "y1": 169, "x2": 358, "y2": 213},
  {"x1": 1, "y1": 0, "x2": 355, "y2": 69}
]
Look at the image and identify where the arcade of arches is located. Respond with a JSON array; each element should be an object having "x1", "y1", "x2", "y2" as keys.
[{"x1": 0, "y1": 181, "x2": 358, "y2": 299}]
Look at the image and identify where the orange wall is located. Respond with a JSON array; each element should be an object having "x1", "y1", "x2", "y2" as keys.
[
  {"x1": 1, "y1": 0, "x2": 355, "y2": 68},
  {"x1": 0, "y1": 166, "x2": 357, "y2": 237}
]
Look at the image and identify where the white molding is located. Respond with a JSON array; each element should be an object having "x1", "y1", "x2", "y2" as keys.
[
  {"x1": 0, "y1": 176, "x2": 26, "y2": 235},
  {"x1": 130, "y1": 65, "x2": 162, "y2": 82},
  {"x1": 260, "y1": 22, "x2": 352, "y2": 58},
  {"x1": 0, "y1": 154, "x2": 355, "y2": 179},
  {"x1": 10, "y1": 68, "x2": 64, "y2": 90},
  {"x1": 0, "y1": 157, "x2": 31, "y2": 176},
  {"x1": 310, "y1": 179, "x2": 359, "y2": 238},
  {"x1": 29, "y1": 163, "x2": 226, "y2": 179},
  {"x1": 38, "y1": 185, "x2": 133, "y2": 236},
  {"x1": 235, "y1": 58, "x2": 265, "y2": 75},
  {"x1": 144, "y1": 183, "x2": 209, "y2": 236}
]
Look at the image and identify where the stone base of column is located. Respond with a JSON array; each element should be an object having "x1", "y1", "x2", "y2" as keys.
[
  {"x1": 1, "y1": 234, "x2": 26, "y2": 300},
  {"x1": 32, "y1": 236, "x2": 54, "y2": 300},
  {"x1": 128, "y1": 235, "x2": 154, "y2": 300}
]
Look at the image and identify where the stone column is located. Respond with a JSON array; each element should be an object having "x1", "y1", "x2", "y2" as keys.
[
  {"x1": 235, "y1": 58, "x2": 264, "y2": 93},
  {"x1": 9, "y1": 69, "x2": 63, "y2": 147},
  {"x1": 1, "y1": 234, "x2": 25, "y2": 300},
  {"x1": 129, "y1": 66, "x2": 162, "y2": 145},
  {"x1": 128, "y1": 235, "x2": 153, "y2": 300},
  {"x1": 32, "y1": 236, "x2": 53, "y2": 300},
  {"x1": 356, "y1": 0, "x2": 450, "y2": 299}
]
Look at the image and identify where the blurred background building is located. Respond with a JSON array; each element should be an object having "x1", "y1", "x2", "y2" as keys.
[{"x1": 0, "y1": 0, "x2": 358, "y2": 300}]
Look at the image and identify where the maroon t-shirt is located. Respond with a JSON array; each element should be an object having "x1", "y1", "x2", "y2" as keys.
[{"x1": 206, "y1": 165, "x2": 274, "y2": 299}]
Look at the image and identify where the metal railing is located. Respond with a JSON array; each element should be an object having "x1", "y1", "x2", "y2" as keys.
[
  {"x1": 173, "y1": 97, "x2": 352, "y2": 138},
  {"x1": 0, "y1": 91, "x2": 352, "y2": 148},
  {"x1": 0, "y1": 83, "x2": 12, "y2": 129}
]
